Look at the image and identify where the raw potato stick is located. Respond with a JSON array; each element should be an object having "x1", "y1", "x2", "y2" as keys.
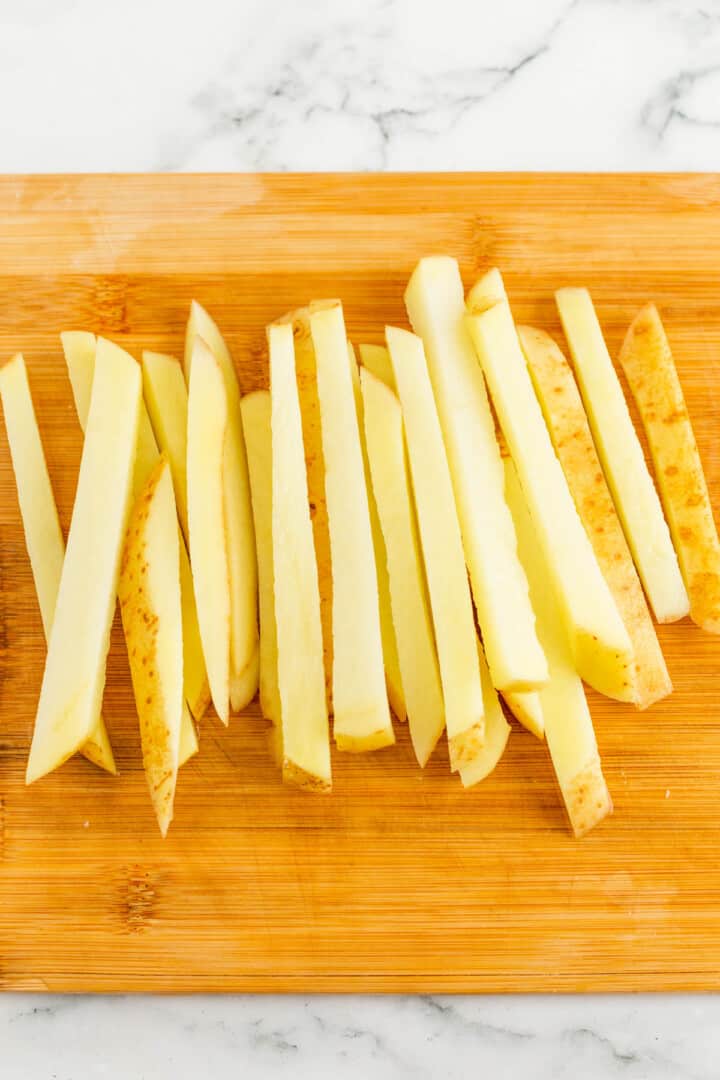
[
  {"x1": 63, "y1": 333, "x2": 202, "y2": 759},
  {"x1": 119, "y1": 459, "x2": 184, "y2": 836},
  {"x1": 185, "y1": 302, "x2": 259, "y2": 712},
  {"x1": 349, "y1": 341, "x2": 406, "y2": 723},
  {"x1": 556, "y1": 287, "x2": 689, "y2": 623},
  {"x1": 405, "y1": 256, "x2": 547, "y2": 694},
  {"x1": 386, "y1": 325, "x2": 484, "y2": 769},
  {"x1": 458, "y1": 643, "x2": 511, "y2": 788},
  {"x1": 0, "y1": 353, "x2": 116, "y2": 774},
  {"x1": 272, "y1": 308, "x2": 333, "y2": 703},
  {"x1": 26, "y1": 338, "x2": 141, "y2": 783},
  {"x1": 619, "y1": 303, "x2": 720, "y2": 633},
  {"x1": 187, "y1": 336, "x2": 231, "y2": 725},
  {"x1": 505, "y1": 458, "x2": 613, "y2": 838},
  {"x1": 360, "y1": 365, "x2": 445, "y2": 766},
  {"x1": 520, "y1": 324, "x2": 672, "y2": 708},
  {"x1": 466, "y1": 271, "x2": 636, "y2": 704},
  {"x1": 268, "y1": 322, "x2": 331, "y2": 791},
  {"x1": 310, "y1": 301, "x2": 394, "y2": 752},
  {"x1": 241, "y1": 390, "x2": 282, "y2": 732}
]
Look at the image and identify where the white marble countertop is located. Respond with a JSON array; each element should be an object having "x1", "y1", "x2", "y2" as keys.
[{"x1": 2, "y1": 0, "x2": 720, "y2": 1075}]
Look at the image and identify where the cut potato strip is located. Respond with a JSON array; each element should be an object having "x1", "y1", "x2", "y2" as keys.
[
  {"x1": 386, "y1": 325, "x2": 484, "y2": 769},
  {"x1": 272, "y1": 308, "x2": 333, "y2": 701},
  {"x1": 358, "y1": 343, "x2": 396, "y2": 391},
  {"x1": 185, "y1": 302, "x2": 259, "y2": 712},
  {"x1": 505, "y1": 458, "x2": 612, "y2": 838},
  {"x1": 466, "y1": 273, "x2": 636, "y2": 704},
  {"x1": 119, "y1": 459, "x2": 183, "y2": 836},
  {"x1": 310, "y1": 302, "x2": 394, "y2": 752},
  {"x1": 241, "y1": 390, "x2": 282, "y2": 732},
  {"x1": 187, "y1": 336, "x2": 231, "y2": 725},
  {"x1": 360, "y1": 366, "x2": 445, "y2": 767},
  {"x1": 459, "y1": 644, "x2": 511, "y2": 788},
  {"x1": 619, "y1": 304, "x2": 720, "y2": 633},
  {"x1": 63, "y1": 333, "x2": 203, "y2": 753},
  {"x1": 520, "y1": 325, "x2": 671, "y2": 708},
  {"x1": 177, "y1": 542, "x2": 211, "y2": 728},
  {"x1": 556, "y1": 287, "x2": 689, "y2": 624},
  {"x1": 268, "y1": 322, "x2": 331, "y2": 791},
  {"x1": 26, "y1": 338, "x2": 141, "y2": 783},
  {"x1": 503, "y1": 690, "x2": 544, "y2": 740},
  {"x1": 0, "y1": 352, "x2": 116, "y2": 774},
  {"x1": 405, "y1": 257, "x2": 547, "y2": 693},
  {"x1": 142, "y1": 351, "x2": 190, "y2": 541},
  {"x1": 349, "y1": 341, "x2": 406, "y2": 723}
]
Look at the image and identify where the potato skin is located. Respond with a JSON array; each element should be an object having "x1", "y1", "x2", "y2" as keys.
[
  {"x1": 119, "y1": 458, "x2": 182, "y2": 836},
  {"x1": 619, "y1": 304, "x2": 720, "y2": 633}
]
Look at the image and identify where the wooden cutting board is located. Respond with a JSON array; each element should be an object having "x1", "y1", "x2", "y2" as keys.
[{"x1": 1, "y1": 173, "x2": 720, "y2": 993}]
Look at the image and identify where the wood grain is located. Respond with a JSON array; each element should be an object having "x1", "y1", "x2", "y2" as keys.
[{"x1": 1, "y1": 174, "x2": 720, "y2": 993}]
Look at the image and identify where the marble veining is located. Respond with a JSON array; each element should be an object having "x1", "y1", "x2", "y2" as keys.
[
  {"x1": 2, "y1": 0, "x2": 720, "y2": 1074},
  {"x1": 3, "y1": 993, "x2": 720, "y2": 1077}
]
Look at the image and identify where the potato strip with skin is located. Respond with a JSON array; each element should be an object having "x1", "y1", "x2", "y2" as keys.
[
  {"x1": 119, "y1": 459, "x2": 184, "y2": 836},
  {"x1": 62, "y1": 332, "x2": 202, "y2": 757},
  {"x1": 619, "y1": 304, "x2": 720, "y2": 633},
  {"x1": 520, "y1": 324, "x2": 671, "y2": 709},
  {"x1": 405, "y1": 256, "x2": 547, "y2": 694},
  {"x1": 465, "y1": 273, "x2": 636, "y2": 705},
  {"x1": 505, "y1": 458, "x2": 613, "y2": 838},
  {"x1": 26, "y1": 338, "x2": 141, "y2": 783},
  {"x1": 556, "y1": 287, "x2": 689, "y2": 624},
  {"x1": 386, "y1": 325, "x2": 484, "y2": 769},
  {"x1": 269, "y1": 322, "x2": 331, "y2": 791}
]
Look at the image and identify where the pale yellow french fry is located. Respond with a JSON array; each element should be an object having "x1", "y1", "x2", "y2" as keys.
[
  {"x1": 505, "y1": 457, "x2": 612, "y2": 838},
  {"x1": 619, "y1": 304, "x2": 720, "y2": 633},
  {"x1": 118, "y1": 459, "x2": 183, "y2": 836},
  {"x1": 309, "y1": 302, "x2": 394, "y2": 752},
  {"x1": 0, "y1": 352, "x2": 116, "y2": 774},
  {"x1": 142, "y1": 351, "x2": 190, "y2": 540},
  {"x1": 349, "y1": 341, "x2": 405, "y2": 723},
  {"x1": 386, "y1": 325, "x2": 484, "y2": 769},
  {"x1": 466, "y1": 272, "x2": 636, "y2": 704},
  {"x1": 26, "y1": 339, "x2": 140, "y2": 783},
  {"x1": 405, "y1": 256, "x2": 547, "y2": 693},
  {"x1": 556, "y1": 288, "x2": 689, "y2": 623},
  {"x1": 63, "y1": 333, "x2": 201, "y2": 756},
  {"x1": 271, "y1": 308, "x2": 333, "y2": 702},
  {"x1": 459, "y1": 643, "x2": 511, "y2": 788},
  {"x1": 187, "y1": 336, "x2": 230, "y2": 725},
  {"x1": 520, "y1": 324, "x2": 671, "y2": 709},
  {"x1": 360, "y1": 366, "x2": 445, "y2": 767},
  {"x1": 185, "y1": 302, "x2": 259, "y2": 712},
  {"x1": 241, "y1": 390, "x2": 282, "y2": 732},
  {"x1": 502, "y1": 690, "x2": 544, "y2": 740},
  {"x1": 268, "y1": 322, "x2": 331, "y2": 791}
]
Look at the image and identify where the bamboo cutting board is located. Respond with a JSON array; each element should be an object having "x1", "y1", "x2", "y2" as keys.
[{"x1": 1, "y1": 173, "x2": 720, "y2": 993}]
